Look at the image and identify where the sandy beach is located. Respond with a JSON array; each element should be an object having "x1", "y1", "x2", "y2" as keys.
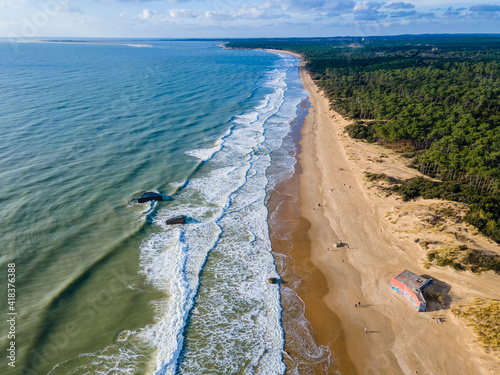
[{"x1": 269, "y1": 49, "x2": 500, "y2": 374}]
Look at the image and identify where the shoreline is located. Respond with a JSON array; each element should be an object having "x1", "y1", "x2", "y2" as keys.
[
  {"x1": 267, "y1": 48, "x2": 500, "y2": 374},
  {"x1": 267, "y1": 98, "x2": 356, "y2": 374},
  {"x1": 265, "y1": 48, "x2": 357, "y2": 374}
]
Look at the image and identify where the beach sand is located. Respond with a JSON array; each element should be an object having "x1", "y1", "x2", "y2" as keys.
[
  {"x1": 268, "y1": 49, "x2": 500, "y2": 374},
  {"x1": 267, "y1": 99, "x2": 357, "y2": 374}
]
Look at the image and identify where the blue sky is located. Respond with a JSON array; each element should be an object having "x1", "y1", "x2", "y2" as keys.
[{"x1": 1, "y1": 1, "x2": 500, "y2": 39}]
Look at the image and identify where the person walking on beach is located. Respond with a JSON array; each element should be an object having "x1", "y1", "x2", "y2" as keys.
[{"x1": 364, "y1": 328, "x2": 368, "y2": 333}]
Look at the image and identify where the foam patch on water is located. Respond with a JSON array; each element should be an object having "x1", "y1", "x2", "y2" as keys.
[
  {"x1": 184, "y1": 129, "x2": 230, "y2": 162},
  {"x1": 281, "y1": 287, "x2": 335, "y2": 374},
  {"x1": 47, "y1": 339, "x2": 152, "y2": 375}
]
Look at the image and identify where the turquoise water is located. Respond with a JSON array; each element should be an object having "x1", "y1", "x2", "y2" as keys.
[{"x1": 0, "y1": 40, "x2": 308, "y2": 374}]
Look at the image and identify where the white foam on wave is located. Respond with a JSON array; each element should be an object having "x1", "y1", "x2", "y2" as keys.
[
  {"x1": 47, "y1": 339, "x2": 152, "y2": 375},
  {"x1": 136, "y1": 54, "x2": 309, "y2": 375},
  {"x1": 184, "y1": 129, "x2": 230, "y2": 162},
  {"x1": 141, "y1": 50, "x2": 310, "y2": 374},
  {"x1": 51, "y1": 51, "x2": 308, "y2": 375},
  {"x1": 281, "y1": 287, "x2": 336, "y2": 374}
]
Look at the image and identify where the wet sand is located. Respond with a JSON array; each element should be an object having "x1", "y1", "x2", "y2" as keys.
[{"x1": 267, "y1": 100, "x2": 356, "y2": 374}]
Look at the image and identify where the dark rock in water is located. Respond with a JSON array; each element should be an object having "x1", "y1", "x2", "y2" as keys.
[
  {"x1": 268, "y1": 277, "x2": 280, "y2": 284},
  {"x1": 115, "y1": 330, "x2": 130, "y2": 342},
  {"x1": 165, "y1": 216, "x2": 185, "y2": 225},
  {"x1": 138, "y1": 192, "x2": 163, "y2": 203}
]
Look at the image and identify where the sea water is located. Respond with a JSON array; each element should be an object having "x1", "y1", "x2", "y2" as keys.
[{"x1": 0, "y1": 40, "x2": 311, "y2": 374}]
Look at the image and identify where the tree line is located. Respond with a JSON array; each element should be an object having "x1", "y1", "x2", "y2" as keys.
[{"x1": 228, "y1": 35, "x2": 500, "y2": 242}]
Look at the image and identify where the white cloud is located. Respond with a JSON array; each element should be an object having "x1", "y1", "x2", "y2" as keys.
[
  {"x1": 352, "y1": 1, "x2": 384, "y2": 20},
  {"x1": 353, "y1": 1, "x2": 381, "y2": 12},
  {"x1": 206, "y1": 2, "x2": 290, "y2": 21},
  {"x1": 168, "y1": 9, "x2": 198, "y2": 18},
  {"x1": 205, "y1": 10, "x2": 235, "y2": 21},
  {"x1": 0, "y1": 0, "x2": 26, "y2": 8},
  {"x1": 138, "y1": 8, "x2": 154, "y2": 20},
  {"x1": 384, "y1": 2, "x2": 415, "y2": 10},
  {"x1": 322, "y1": 1, "x2": 356, "y2": 16},
  {"x1": 60, "y1": 2, "x2": 84, "y2": 14}
]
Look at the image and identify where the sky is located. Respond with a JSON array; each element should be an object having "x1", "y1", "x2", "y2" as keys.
[{"x1": 1, "y1": 0, "x2": 500, "y2": 39}]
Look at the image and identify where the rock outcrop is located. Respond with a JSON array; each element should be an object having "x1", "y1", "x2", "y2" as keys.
[
  {"x1": 138, "y1": 192, "x2": 163, "y2": 203},
  {"x1": 165, "y1": 216, "x2": 186, "y2": 225}
]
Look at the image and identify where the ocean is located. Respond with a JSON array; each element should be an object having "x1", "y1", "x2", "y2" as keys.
[{"x1": 0, "y1": 40, "x2": 319, "y2": 374}]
